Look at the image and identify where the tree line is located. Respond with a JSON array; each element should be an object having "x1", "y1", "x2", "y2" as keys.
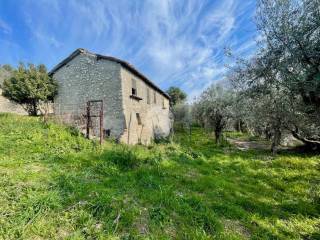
[{"x1": 170, "y1": 0, "x2": 320, "y2": 153}]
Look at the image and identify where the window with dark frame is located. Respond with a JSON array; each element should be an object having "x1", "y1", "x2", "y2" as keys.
[
  {"x1": 136, "y1": 113, "x2": 142, "y2": 125},
  {"x1": 162, "y1": 96, "x2": 165, "y2": 108},
  {"x1": 153, "y1": 90, "x2": 156, "y2": 104},
  {"x1": 131, "y1": 78, "x2": 137, "y2": 96}
]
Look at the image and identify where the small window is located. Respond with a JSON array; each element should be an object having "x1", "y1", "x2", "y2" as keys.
[
  {"x1": 162, "y1": 97, "x2": 165, "y2": 108},
  {"x1": 132, "y1": 79, "x2": 137, "y2": 96},
  {"x1": 104, "y1": 129, "x2": 111, "y2": 137},
  {"x1": 136, "y1": 113, "x2": 142, "y2": 125},
  {"x1": 147, "y1": 87, "x2": 150, "y2": 104},
  {"x1": 153, "y1": 90, "x2": 157, "y2": 104}
]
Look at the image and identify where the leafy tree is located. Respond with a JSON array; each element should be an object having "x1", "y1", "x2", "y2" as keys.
[
  {"x1": 166, "y1": 86, "x2": 187, "y2": 106},
  {"x1": 256, "y1": 0, "x2": 320, "y2": 110},
  {"x1": 230, "y1": 53, "x2": 300, "y2": 153},
  {"x1": 193, "y1": 85, "x2": 234, "y2": 144},
  {"x1": 256, "y1": 0, "x2": 320, "y2": 147},
  {"x1": 2, "y1": 63, "x2": 58, "y2": 116},
  {"x1": 229, "y1": 0, "x2": 320, "y2": 152}
]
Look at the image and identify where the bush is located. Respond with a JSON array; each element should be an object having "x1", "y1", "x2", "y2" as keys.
[
  {"x1": 153, "y1": 135, "x2": 170, "y2": 144},
  {"x1": 107, "y1": 146, "x2": 140, "y2": 170},
  {"x1": 2, "y1": 63, "x2": 57, "y2": 116}
]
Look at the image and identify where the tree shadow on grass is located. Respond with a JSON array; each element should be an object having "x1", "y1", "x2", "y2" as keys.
[{"x1": 42, "y1": 141, "x2": 319, "y2": 239}]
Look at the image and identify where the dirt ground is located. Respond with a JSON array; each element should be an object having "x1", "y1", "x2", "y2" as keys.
[{"x1": 227, "y1": 138, "x2": 271, "y2": 151}]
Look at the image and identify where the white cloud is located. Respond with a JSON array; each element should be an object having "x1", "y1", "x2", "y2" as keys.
[
  {"x1": 33, "y1": 31, "x2": 62, "y2": 48},
  {"x1": 123, "y1": 0, "x2": 255, "y2": 101},
  {"x1": 0, "y1": 18, "x2": 11, "y2": 34},
  {"x1": 1, "y1": 0, "x2": 257, "y2": 100}
]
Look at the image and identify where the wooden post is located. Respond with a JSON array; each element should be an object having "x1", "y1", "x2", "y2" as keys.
[{"x1": 86, "y1": 101, "x2": 90, "y2": 139}]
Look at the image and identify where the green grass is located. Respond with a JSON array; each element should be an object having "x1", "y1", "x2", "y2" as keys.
[
  {"x1": 224, "y1": 131, "x2": 262, "y2": 142},
  {"x1": 0, "y1": 113, "x2": 319, "y2": 239}
]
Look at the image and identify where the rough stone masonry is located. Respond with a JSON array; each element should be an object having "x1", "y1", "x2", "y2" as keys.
[{"x1": 50, "y1": 48, "x2": 172, "y2": 144}]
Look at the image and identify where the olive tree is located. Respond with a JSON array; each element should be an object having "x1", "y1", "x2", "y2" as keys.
[
  {"x1": 256, "y1": 0, "x2": 320, "y2": 111},
  {"x1": 193, "y1": 85, "x2": 234, "y2": 144},
  {"x1": 230, "y1": 0, "x2": 320, "y2": 151},
  {"x1": 230, "y1": 55, "x2": 299, "y2": 153},
  {"x1": 256, "y1": 0, "x2": 320, "y2": 147}
]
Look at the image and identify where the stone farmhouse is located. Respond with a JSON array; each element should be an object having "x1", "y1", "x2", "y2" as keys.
[{"x1": 49, "y1": 48, "x2": 171, "y2": 144}]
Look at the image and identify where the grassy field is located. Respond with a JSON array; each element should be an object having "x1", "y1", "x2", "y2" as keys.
[{"x1": 0, "y1": 113, "x2": 319, "y2": 239}]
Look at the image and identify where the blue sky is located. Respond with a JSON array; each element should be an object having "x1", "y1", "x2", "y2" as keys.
[{"x1": 0, "y1": 0, "x2": 258, "y2": 100}]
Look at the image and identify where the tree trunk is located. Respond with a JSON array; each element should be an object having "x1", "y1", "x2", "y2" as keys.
[
  {"x1": 215, "y1": 123, "x2": 222, "y2": 144},
  {"x1": 215, "y1": 130, "x2": 221, "y2": 144},
  {"x1": 31, "y1": 100, "x2": 38, "y2": 116},
  {"x1": 265, "y1": 125, "x2": 272, "y2": 140},
  {"x1": 214, "y1": 116, "x2": 225, "y2": 144},
  {"x1": 271, "y1": 127, "x2": 281, "y2": 154}
]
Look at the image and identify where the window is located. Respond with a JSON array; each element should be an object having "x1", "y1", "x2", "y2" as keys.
[
  {"x1": 153, "y1": 90, "x2": 157, "y2": 104},
  {"x1": 162, "y1": 97, "x2": 166, "y2": 109},
  {"x1": 104, "y1": 129, "x2": 111, "y2": 137},
  {"x1": 136, "y1": 113, "x2": 142, "y2": 125},
  {"x1": 147, "y1": 87, "x2": 150, "y2": 104},
  {"x1": 131, "y1": 79, "x2": 137, "y2": 96}
]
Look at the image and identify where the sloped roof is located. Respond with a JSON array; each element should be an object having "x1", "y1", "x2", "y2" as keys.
[{"x1": 49, "y1": 48, "x2": 170, "y2": 99}]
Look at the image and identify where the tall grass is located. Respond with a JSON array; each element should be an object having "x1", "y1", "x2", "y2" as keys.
[{"x1": 0, "y1": 113, "x2": 319, "y2": 239}]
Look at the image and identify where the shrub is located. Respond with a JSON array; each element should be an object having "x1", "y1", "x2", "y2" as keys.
[
  {"x1": 107, "y1": 146, "x2": 140, "y2": 170},
  {"x1": 2, "y1": 63, "x2": 57, "y2": 116}
]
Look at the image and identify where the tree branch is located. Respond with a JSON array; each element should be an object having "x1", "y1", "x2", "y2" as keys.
[{"x1": 291, "y1": 127, "x2": 320, "y2": 145}]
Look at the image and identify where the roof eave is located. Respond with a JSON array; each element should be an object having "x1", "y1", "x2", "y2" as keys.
[{"x1": 49, "y1": 48, "x2": 171, "y2": 100}]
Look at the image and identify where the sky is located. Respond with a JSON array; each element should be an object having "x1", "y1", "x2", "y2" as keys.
[{"x1": 0, "y1": 0, "x2": 258, "y2": 100}]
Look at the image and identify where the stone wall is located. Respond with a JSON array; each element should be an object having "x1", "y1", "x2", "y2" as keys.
[
  {"x1": 0, "y1": 89, "x2": 27, "y2": 115},
  {"x1": 120, "y1": 67, "x2": 171, "y2": 144},
  {"x1": 52, "y1": 53, "x2": 126, "y2": 139},
  {"x1": 52, "y1": 51, "x2": 171, "y2": 144}
]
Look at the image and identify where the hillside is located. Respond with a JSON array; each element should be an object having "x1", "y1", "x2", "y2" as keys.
[{"x1": 0, "y1": 114, "x2": 319, "y2": 239}]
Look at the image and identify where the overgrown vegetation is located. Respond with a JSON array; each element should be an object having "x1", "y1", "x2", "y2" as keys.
[
  {"x1": 2, "y1": 63, "x2": 57, "y2": 116},
  {"x1": 0, "y1": 113, "x2": 319, "y2": 239}
]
